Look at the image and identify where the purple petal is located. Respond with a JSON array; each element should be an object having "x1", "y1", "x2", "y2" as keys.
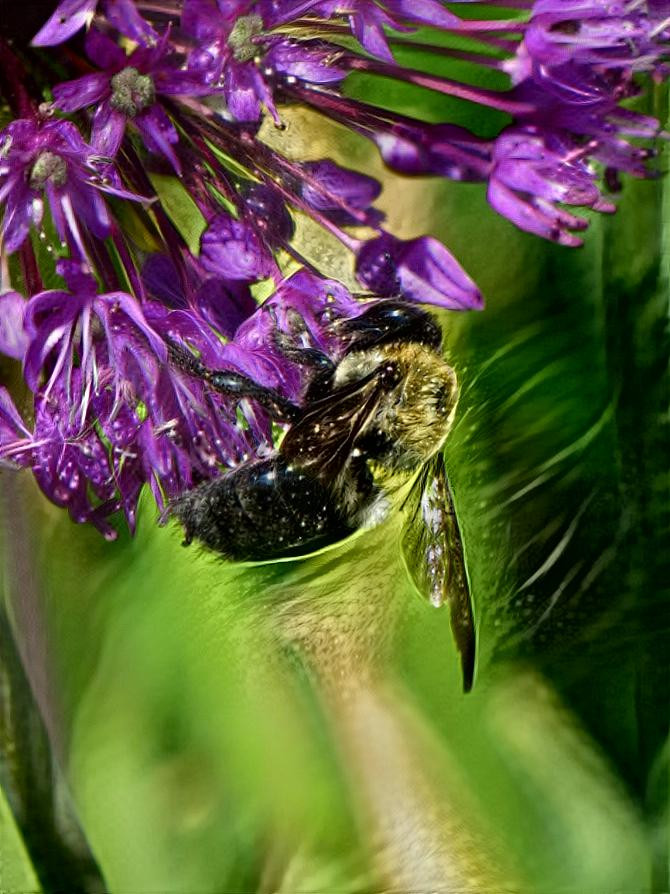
[
  {"x1": 349, "y1": 9, "x2": 395, "y2": 63},
  {"x1": 200, "y1": 214, "x2": 278, "y2": 281},
  {"x1": 85, "y1": 26, "x2": 127, "y2": 70},
  {"x1": 0, "y1": 292, "x2": 28, "y2": 360},
  {"x1": 53, "y1": 73, "x2": 110, "y2": 113},
  {"x1": 136, "y1": 106, "x2": 181, "y2": 174},
  {"x1": 69, "y1": 181, "x2": 112, "y2": 240},
  {"x1": 97, "y1": 291, "x2": 167, "y2": 360},
  {"x1": 224, "y1": 62, "x2": 262, "y2": 122},
  {"x1": 31, "y1": 0, "x2": 97, "y2": 47},
  {"x1": 487, "y1": 178, "x2": 585, "y2": 247},
  {"x1": 2, "y1": 183, "x2": 39, "y2": 254},
  {"x1": 395, "y1": 236, "x2": 483, "y2": 310},
  {"x1": 181, "y1": 0, "x2": 222, "y2": 40},
  {"x1": 356, "y1": 233, "x2": 483, "y2": 311},
  {"x1": 105, "y1": 0, "x2": 159, "y2": 45},
  {"x1": 23, "y1": 291, "x2": 82, "y2": 391},
  {"x1": 0, "y1": 387, "x2": 31, "y2": 445},
  {"x1": 385, "y1": 0, "x2": 461, "y2": 29},
  {"x1": 91, "y1": 102, "x2": 126, "y2": 158},
  {"x1": 243, "y1": 184, "x2": 295, "y2": 246}
]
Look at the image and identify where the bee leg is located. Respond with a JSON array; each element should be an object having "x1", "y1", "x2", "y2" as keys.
[{"x1": 167, "y1": 339, "x2": 300, "y2": 421}]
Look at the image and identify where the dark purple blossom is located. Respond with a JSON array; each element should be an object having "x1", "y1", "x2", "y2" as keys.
[
  {"x1": 0, "y1": 117, "x2": 141, "y2": 255},
  {"x1": 180, "y1": 0, "x2": 347, "y2": 123},
  {"x1": 52, "y1": 28, "x2": 207, "y2": 171},
  {"x1": 487, "y1": 126, "x2": 615, "y2": 246},
  {"x1": 0, "y1": 376, "x2": 143, "y2": 537}
]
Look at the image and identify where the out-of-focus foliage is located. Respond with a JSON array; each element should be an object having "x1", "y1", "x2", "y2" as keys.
[{"x1": 0, "y1": 779, "x2": 41, "y2": 893}]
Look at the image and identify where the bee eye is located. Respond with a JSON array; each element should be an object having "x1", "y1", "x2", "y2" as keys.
[
  {"x1": 379, "y1": 361, "x2": 401, "y2": 390},
  {"x1": 435, "y1": 381, "x2": 455, "y2": 412}
]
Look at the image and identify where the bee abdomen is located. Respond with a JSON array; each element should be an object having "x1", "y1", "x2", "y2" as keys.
[{"x1": 172, "y1": 458, "x2": 354, "y2": 561}]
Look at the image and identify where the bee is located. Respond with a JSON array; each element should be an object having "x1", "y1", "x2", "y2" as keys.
[{"x1": 170, "y1": 301, "x2": 475, "y2": 690}]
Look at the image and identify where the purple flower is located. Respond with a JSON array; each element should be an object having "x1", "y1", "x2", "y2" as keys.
[
  {"x1": 181, "y1": 0, "x2": 346, "y2": 123},
  {"x1": 0, "y1": 377, "x2": 143, "y2": 537},
  {"x1": 52, "y1": 28, "x2": 205, "y2": 171},
  {"x1": 22, "y1": 260, "x2": 166, "y2": 421},
  {"x1": 0, "y1": 117, "x2": 141, "y2": 255},
  {"x1": 506, "y1": 0, "x2": 670, "y2": 83},
  {"x1": 487, "y1": 126, "x2": 615, "y2": 246}
]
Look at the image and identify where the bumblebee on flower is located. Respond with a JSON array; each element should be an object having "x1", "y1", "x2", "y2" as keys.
[{"x1": 0, "y1": 0, "x2": 666, "y2": 541}]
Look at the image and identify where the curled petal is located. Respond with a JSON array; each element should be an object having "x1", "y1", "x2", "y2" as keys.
[
  {"x1": 487, "y1": 178, "x2": 586, "y2": 246},
  {"x1": 350, "y1": 8, "x2": 396, "y2": 62},
  {"x1": 0, "y1": 387, "x2": 31, "y2": 452},
  {"x1": 356, "y1": 233, "x2": 483, "y2": 310}
]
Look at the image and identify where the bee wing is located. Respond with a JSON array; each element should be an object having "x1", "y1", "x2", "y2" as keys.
[
  {"x1": 281, "y1": 369, "x2": 386, "y2": 481},
  {"x1": 402, "y1": 453, "x2": 476, "y2": 692}
]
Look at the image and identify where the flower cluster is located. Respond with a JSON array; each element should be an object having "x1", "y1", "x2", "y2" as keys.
[{"x1": 0, "y1": 0, "x2": 666, "y2": 536}]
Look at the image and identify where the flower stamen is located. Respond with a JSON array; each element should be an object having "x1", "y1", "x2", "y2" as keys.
[
  {"x1": 110, "y1": 66, "x2": 155, "y2": 117},
  {"x1": 228, "y1": 14, "x2": 264, "y2": 63},
  {"x1": 29, "y1": 151, "x2": 67, "y2": 188}
]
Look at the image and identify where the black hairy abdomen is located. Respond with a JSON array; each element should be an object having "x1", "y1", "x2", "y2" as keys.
[{"x1": 172, "y1": 457, "x2": 354, "y2": 561}]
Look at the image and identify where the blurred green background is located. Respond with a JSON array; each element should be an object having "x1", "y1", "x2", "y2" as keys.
[{"x1": 0, "y1": 38, "x2": 668, "y2": 894}]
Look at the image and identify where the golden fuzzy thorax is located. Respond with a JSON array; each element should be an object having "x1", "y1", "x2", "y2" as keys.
[{"x1": 335, "y1": 341, "x2": 459, "y2": 472}]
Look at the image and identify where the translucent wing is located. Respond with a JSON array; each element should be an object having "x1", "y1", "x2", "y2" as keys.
[
  {"x1": 402, "y1": 453, "x2": 476, "y2": 691},
  {"x1": 281, "y1": 369, "x2": 387, "y2": 483}
]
